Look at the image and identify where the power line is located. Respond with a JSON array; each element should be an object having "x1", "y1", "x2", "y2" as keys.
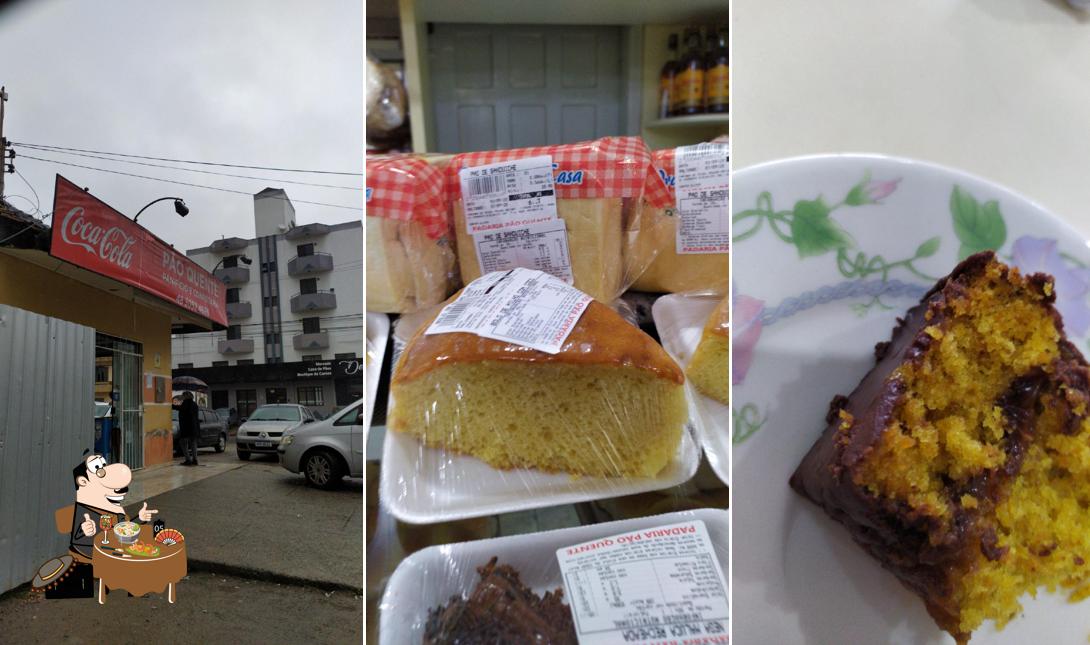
[
  {"x1": 13, "y1": 167, "x2": 41, "y2": 213},
  {"x1": 13, "y1": 143, "x2": 361, "y2": 191},
  {"x1": 19, "y1": 153, "x2": 361, "y2": 212},
  {"x1": 13, "y1": 141, "x2": 362, "y2": 177}
]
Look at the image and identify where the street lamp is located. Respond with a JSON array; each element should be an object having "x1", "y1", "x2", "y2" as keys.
[{"x1": 133, "y1": 196, "x2": 189, "y2": 223}]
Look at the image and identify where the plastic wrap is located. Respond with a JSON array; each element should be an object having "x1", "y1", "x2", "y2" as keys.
[
  {"x1": 445, "y1": 136, "x2": 674, "y2": 304},
  {"x1": 365, "y1": 154, "x2": 459, "y2": 313},
  {"x1": 365, "y1": 312, "x2": 389, "y2": 429},
  {"x1": 366, "y1": 53, "x2": 407, "y2": 136},
  {"x1": 629, "y1": 145, "x2": 730, "y2": 294},
  {"x1": 652, "y1": 291, "x2": 729, "y2": 485},
  {"x1": 378, "y1": 271, "x2": 701, "y2": 524},
  {"x1": 378, "y1": 509, "x2": 729, "y2": 644}
]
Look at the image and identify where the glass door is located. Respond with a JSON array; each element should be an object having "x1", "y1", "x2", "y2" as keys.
[{"x1": 97, "y1": 334, "x2": 144, "y2": 469}]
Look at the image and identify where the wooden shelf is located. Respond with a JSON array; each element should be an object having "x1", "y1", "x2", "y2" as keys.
[{"x1": 645, "y1": 113, "x2": 729, "y2": 129}]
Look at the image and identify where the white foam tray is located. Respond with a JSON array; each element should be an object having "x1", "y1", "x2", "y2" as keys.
[{"x1": 365, "y1": 312, "x2": 389, "y2": 430}]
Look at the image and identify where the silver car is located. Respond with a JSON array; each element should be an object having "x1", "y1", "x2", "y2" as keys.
[
  {"x1": 277, "y1": 399, "x2": 363, "y2": 489},
  {"x1": 236, "y1": 404, "x2": 315, "y2": 460}
]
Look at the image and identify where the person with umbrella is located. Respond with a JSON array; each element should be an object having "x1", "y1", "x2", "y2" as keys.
[{"x1": 171, "y1": 391, "x2": 200, "y2": 466}]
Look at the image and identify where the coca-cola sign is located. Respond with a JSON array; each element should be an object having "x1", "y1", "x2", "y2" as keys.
[{"x1": 50, "y1": 175, "x2": 227, "y2": 326}]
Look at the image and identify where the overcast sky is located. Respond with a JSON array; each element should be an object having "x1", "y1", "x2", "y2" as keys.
[{"x1": 0, "y1": 0, "x2": 361, "y2": 252}]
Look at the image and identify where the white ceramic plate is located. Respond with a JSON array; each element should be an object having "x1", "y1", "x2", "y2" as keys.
[
  {"x1": 733, "y1": 154, "x2": 1090, "y2": 644},
  {"x1": 378, "y1": 508, "x2": 729, "y2": 645},
  {"x1": 379, "y1": 398, "x2": 701, "y2": 523},
  {"x1": 652, "y1": 293, "x2": 729, "y2": 485},
  {"x1": 365, "y1": 312, "x2": 389, "y2": 430}
]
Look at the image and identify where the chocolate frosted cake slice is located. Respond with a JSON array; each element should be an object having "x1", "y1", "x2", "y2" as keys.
[
  {"x1": 423, "y1": 557, "x2": 577, "y2": 645},
  {"x1": 791, "y1": 251, "x2": 1090, "y2": 643}
]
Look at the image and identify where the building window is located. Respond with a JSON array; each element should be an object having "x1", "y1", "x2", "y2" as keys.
[
  {"x1": 95, "y1": 365, "x2": 110, "y2": 383},
  {"x1": 226, "y1": 288, "x2": 240, "y2": 304},
  {"x1": 236, "y1": 359, "x2": 254, "y2": 366},
  {"x1": 265, "y1": 333, "x2": 282, "y2": 345},
  {"x1": 266, "y1": 387, "x2": 288, "y2": 404},
  {"x1": 263, "y1": 295, "x2": 279, "y2": 308},
  {"x1": 177, "y1": 363, "x2": 194, "y2": 369},
  {"x1": 236, "y1": 389, "x2": 257, "y2": 418},
  {"x1": 212, "y1": 360, "x2": 228, "y2": 367},
  {"x1": 227, "y1": 325, "x2": 242, "y2": 340},
  {"x1": 297, "y1": 386, "x2": 324, "y2": 407},
  {"x1": 211, "y1": 390, "x2": 229, "y2": 409},
  {"x1": 302, "y1": 317, "x2": 321, "y2": 334},
  {"x1": 261, "y1": 261, "x2": 277, "y2": 274},
  {"x1": 223, "y1": 255, "x2": 239, "y2": 269},
  {"x1": 334, "y1": 353, "x2": 357, "y2": 360},
  {"x1": 301, "y1": 354, "x2": 322, "y2": 361},
  {"x1": 297, "y1": 243, "x2": 315, "y2": 257},
  {"x1": 300, "y1": 278, "x2": 318, "y2": 295}
]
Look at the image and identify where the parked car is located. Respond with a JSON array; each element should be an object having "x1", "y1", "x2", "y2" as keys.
[
  {"x1": 214, "y1": 407, "x2": 239, "y2": 428},
  {"x1": 171, "y1": 406, "x2": 228, "y2": 455},
  {"x1": 236, "y1": 404, "x2": 316, "y2": 460},
  {"x1": 277, "y1": 399, "x2": 363, "y2": 489}
]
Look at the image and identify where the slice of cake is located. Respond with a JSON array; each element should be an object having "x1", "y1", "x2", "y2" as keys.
[
  {"x1": 790, "y1": 251, "x2": 1090, "y2": 643},
  {"x1": 389, "y1": 296, "x2": 688, "y2": 478},
  {"x1": 423, "y1": 558, "x2": 577, "y2": 645},
  {"x1": 688, "y1": 296, "x2": 729, "y2": 404}
]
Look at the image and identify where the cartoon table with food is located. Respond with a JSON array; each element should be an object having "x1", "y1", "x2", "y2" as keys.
[{"x1": 92, "y1": 520, "x2": 186, "y2": 604}]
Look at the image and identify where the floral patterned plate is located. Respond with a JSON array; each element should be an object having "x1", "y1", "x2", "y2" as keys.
[{"x1": 732, "y1": 154, "x2": 1090, "y2": 644}]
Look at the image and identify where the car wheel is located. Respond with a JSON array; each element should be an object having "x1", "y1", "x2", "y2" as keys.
[
  {"x1": 303, "y1": 450, "x2": 344, "y2": 490},
  {"x1": 237, "y1": 449, "x2": 250, "y2": 461},
  {"x1": 215, "y1": 434, "x2": 226, "y2": 453}
]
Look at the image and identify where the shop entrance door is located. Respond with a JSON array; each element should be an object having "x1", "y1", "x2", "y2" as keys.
[
  {"x1": 266, "y1": 387, "x2": 288, "y2": 404},
  {"x1": 96, "y1": 334, "x2": 144, "y2": 470}
]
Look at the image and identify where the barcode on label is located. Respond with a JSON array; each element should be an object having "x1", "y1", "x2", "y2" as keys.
[
  {"x1": 465, "y1": 174, "x2": 506, "y2": 197},
  {"x1": 432, "y1": 298, "x2": 472, "y2": 328}
]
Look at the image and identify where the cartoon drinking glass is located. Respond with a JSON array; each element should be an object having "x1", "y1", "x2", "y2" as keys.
[{"x1": 99, "y1": 514, "x2": 115, "y2": 545}]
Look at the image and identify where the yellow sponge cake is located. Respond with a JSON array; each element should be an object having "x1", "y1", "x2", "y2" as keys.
[{"x1": 687, "y1": 297, "x2": 729, "y2": 404}]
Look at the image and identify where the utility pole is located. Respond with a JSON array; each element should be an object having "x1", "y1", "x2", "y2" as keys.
[{"x1": 0, "y1": 86, "x2": 7, "y2": 197}]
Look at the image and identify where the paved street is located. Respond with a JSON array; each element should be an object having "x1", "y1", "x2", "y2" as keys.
[{"x1": 0, "y1": 434, "x2": 364, "y2": 644}]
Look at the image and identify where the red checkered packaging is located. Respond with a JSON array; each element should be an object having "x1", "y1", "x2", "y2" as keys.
[
  {"x1": 365, "y1": 154, "x2": 459, "y2": 313},
  {"x1": 628, "y1": 145, "x2": 728, "y2": 295},
  {"x1": 446, "y1": 136, "x2": 673, "y2": 303}
]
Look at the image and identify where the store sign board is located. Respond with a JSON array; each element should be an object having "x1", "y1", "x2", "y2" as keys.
[{"x1": 49, "y1": 175, "x2": 228, "y2": 326}]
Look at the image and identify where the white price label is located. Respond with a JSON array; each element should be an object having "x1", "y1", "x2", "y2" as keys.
[
  {"x1": 459, "y1": 155, "x2": 559, "y2": 233},
  {"x1": 425, "y1": 267, "x2": 592, "y2": 354},
  {"x1": 473, "y1": 220, "x2": 574, "y2": 284},
  {"x1": 675, "y1": 143, "x2": 729, "y2": 255},
  {"x1": 557, "y1": 520, "x2": 729, "y2": 645}
]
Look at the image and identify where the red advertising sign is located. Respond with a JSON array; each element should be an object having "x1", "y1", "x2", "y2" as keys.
[{"x1": 50, "y1": 175, "x2": 227, "y2": 326}]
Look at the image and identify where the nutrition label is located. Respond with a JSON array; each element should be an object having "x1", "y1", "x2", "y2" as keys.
[
  {"x1": 473, "y1": 219, "x2": 574, "y2": 284},
  {"x1": 675, "y1": 143, "x2": 729, "y2": 255},
  {"x1": 425, "y1": 267, "x2": 592, "y2": 354},
  {"x1": 459, "y1": 155, "x2": 559, "y2": 233},
  {"x1": 556, "y1": 521, "x2": 729, "y2": 645}
]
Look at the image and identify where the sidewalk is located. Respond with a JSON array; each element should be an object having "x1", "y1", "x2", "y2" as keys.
[
  {"x1": 127, "y1": 459, "x2": 241, "y2": 504},
  {"x1": 134, "y1": 458, "x2": 363, "y2": 593}
]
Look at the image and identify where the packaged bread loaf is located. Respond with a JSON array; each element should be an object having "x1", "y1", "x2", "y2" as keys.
[
  {"x1": 628, "y1": 145, "x2": 729, "y2": 294},
  {"x1": 366, "y1": 155, "x2": 458, "y2": 313},
  {"x1": 446, "y1": 137, "x2": 673, "y2": 304}
]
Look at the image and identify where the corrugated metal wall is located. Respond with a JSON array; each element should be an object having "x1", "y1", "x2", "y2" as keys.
[{"x1": 0, "y1": 304, "x2": 95, "y2": 595}]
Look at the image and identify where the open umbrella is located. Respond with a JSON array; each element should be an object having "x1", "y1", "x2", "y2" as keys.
[{"x1": 171, "y1": 376, "x2": 209, "y2": 392}]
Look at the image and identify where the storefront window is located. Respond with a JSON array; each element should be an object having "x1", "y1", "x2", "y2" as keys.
[
  {"x1": 297, "y1": 386, "x2": 324, "y2": 407},
  {"x1": 236, "y1": 389, "x2": 257, "y2": 418},
  {"x1": 266, "y1": 387, "x2": 288, "y2": 404}
]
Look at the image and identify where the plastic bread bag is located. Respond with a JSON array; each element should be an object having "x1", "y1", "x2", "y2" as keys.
[
  {"x1": 376, "y1": 508, "x2": 729, "y2": 644},
  {"x1": 649, "y1": 289, "x2": 730, "y2": 486},
  {"x1": 365, "y1": 154, "x2": 459, "y2": 313},
  {"x1": 629, "y1": 142, "x2": 729, "y2": 294},
  {"x1": 444, "y1": 136, "x2": 674, "y2": 304},
  {"x1": 377, "y1": 268, "x2": 702, "y2": 525}
]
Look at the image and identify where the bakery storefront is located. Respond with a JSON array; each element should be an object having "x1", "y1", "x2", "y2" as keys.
[
  {"x1": 0, "y1": 176, "x2": 226, "y2": 470},
  {"x1": 173, "y1": 357, "x2": 363, "y2": 419}
]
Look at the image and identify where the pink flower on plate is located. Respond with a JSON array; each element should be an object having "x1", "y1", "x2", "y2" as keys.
[
  {"x1": 865, "y1": 178, "x2": 901, "y2": 203},
  {"x1": 1010, "y1": 236, "x2": 1090, "y2": 336},
  {"x1": 733, "y1": 294, "x2": 765, "y2": 385}
]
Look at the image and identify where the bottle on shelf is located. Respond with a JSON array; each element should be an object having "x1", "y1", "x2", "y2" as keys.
[
  {"x1": 659, "y1": 33, "x2": 679, "y2": 119},
  {"x1": 674, "y1": 27, "x2": 706, "y2": 116},
  {"x1": 706, "y1": 24, "x2": 728, "y2": 114}
]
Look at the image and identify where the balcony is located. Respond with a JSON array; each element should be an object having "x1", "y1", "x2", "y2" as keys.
[
  {"x1": 284, "y1": 223, "x2": 331, "y2": 241},
  {"x1": 209, "y1": 237, "x2": 248, "y2": 253},
  {"x1": 217, "y1": 338, "x2": 254, "y2": 354},
  {"x1": 287, "y1": 252, "x2": 333, "y2": 277},
  {"x1": 293, "y1": 331, "x2": 330, "y2": 351},
  {"x1": 290, "y1": 290, "x2": 337, "y2": 313},
  {"x1": 214, "y1": 266, "x2": 250, "y2": 284},
  {"x1": 225, "y1": 301, "x2": 252, "y2": 320}
]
